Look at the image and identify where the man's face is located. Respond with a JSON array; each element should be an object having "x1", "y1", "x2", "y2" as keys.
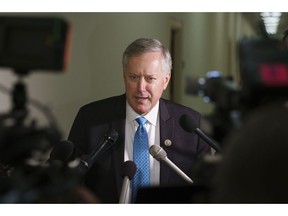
[{"x1": 123, "y1": 51, "x2": 171, "y2": 115}]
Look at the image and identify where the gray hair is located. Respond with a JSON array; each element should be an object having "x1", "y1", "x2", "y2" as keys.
[{"x1": 122, "y1": 38, "x2": 172, "y2": 75}]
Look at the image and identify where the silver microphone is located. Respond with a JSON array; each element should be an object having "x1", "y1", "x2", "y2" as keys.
[{"x1": 149, "y1": 145, "x2": 194, "y2": 184}]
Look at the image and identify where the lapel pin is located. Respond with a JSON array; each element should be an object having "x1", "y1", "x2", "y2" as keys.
[{"x1": 164, "y1": 139, "x2": 172, "y2": 147}]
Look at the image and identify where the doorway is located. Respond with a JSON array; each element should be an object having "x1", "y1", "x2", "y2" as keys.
[{"x1": 169, "y1": 19, "x2": 183, "y2": 103}]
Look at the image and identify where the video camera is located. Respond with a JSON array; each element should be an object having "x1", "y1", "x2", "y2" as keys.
[
  {"x1": 0, "y1": 15, "x2": 70, "y2": 169},
  {"x1": 185, "y1": 37, "x2": 288, "y2": 142},
  {"x1": 0, "y1": 15, "x2": 75, "y2": 203}
]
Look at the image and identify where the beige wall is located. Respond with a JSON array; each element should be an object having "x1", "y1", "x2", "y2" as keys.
[
  {"x1": 167, "y1": 13, "x2": 257, "y2": 114},
  {"x1": 0, "y1": 13, "x2": 256, "y2": 139}
]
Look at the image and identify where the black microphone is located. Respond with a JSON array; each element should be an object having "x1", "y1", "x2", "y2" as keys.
[
  {"x1": 179, "y1": 114, "x2": 222, "y2": 153},
  {"x1": 79, "y1": 129, "x2": 119, "y2": 171},
  {"x1": 119, "y1": 160, "x2": 137, "y2": 204},
  {"x1": 149, "y1": 145, "x2": 194, "y2": 184},
  {"x1": 48, "y1": 140, "x2": 74, "y2": 166}
]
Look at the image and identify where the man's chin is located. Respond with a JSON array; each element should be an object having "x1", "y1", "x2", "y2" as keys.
[{"x1": 133, "y1": 105, "x2": 150, "y2": 115}]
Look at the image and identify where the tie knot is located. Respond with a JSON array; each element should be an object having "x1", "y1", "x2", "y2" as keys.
[{"x1": 136, "y1": 116, "x2": 147, "y2": 126}]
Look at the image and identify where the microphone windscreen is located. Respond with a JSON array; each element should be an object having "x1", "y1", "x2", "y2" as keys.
[
  {"x1": 121, "y1": 160, "x2": 137, "y2": 180},
  {"x1": 149, "y1": 145, "x2": 167, "y2": 161},
  {"x1": 179, "y1": 114, "x2": 197, "y2": 133},
  {"x1": 49, "y1": 140, "x2": 74, "y2": 162}
]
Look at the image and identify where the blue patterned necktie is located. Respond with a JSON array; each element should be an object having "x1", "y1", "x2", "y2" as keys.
[{"x1": 132, "y1": 116, "x2": 150, "y2": 202}]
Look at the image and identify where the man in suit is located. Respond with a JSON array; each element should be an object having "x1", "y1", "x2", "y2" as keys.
[{"x1": 68, "y1": 38, "x2": 211, "y2": 203}]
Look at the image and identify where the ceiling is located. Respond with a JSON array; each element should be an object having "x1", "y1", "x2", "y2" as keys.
[{"x1": 243, "y1": 12, "x2": 288, "y2": 39}]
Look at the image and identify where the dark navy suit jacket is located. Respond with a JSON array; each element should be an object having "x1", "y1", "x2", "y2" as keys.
[{"x1": 68, "y1": 94, "x2": 210, "y2": 203}]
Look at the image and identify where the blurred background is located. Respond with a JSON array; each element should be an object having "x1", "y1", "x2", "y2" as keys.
[{"x1": 1, "y1": 12, "x2": 286, "y2": 139}]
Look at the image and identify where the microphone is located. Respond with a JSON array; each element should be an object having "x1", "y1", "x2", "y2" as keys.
[
  {"x1": 79, "y1": 129, "x2": 119, "y2": 171},
  {"x1": 119, "y1": 160, "x2": 137, "y2": 204},
  {"x1": 48, "y1": 140, "x2": 74, "y2": 166},
  {"x1": 90, "y1": 129, "x2": 118, "y2": 163},
  {"x1": 179, "y1": 114, "x2": 222, "y2": 153},
  {"x1": 149, "y1": 145, "x2": 194, "y2": 184}
]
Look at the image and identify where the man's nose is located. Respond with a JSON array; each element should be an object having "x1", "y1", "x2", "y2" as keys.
[{"x1": 137, "y1": 78, "x2": 146, "y2": 92}]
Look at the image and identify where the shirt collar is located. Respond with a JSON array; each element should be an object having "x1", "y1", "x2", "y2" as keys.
[{"x1": 126, "y1": 101, "x2": 159, "y2": 126}]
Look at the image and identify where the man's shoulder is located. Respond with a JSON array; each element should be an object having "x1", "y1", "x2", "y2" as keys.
[
  {"x1": 80, "y1": 94, "x2": 126, "y2": 111},
  {"x1": 160, "y1": 98, "x2": 200, "y2": 116}
]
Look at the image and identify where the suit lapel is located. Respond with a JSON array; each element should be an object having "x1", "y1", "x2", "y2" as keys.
[
  {"x1": 110, "y1": 94, "x2": 126, "y2": 197},
  {"x1": 159, "y1": 99, "x2": 175, "y2": 185}
]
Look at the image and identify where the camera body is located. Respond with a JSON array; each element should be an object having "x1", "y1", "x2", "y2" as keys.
[
  {"x1": 0, "y1": 15, "x2": 70, "y2": 75},
  {"x1": 0, "y1": 15, "x2": 70, "y2": 165}
]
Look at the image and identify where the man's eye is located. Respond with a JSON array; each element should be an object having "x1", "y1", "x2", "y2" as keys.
[
  {"x1": 129, "y1": 75, "x2": 138, "y2": 80},
  {"x1": 147, "y1": 77, "x2": 156, "y2": 81}
]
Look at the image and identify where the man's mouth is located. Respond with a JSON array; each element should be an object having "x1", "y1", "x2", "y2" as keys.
[{"x1": 135, "y1": 96, "x2": 148, "y2": 101}]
